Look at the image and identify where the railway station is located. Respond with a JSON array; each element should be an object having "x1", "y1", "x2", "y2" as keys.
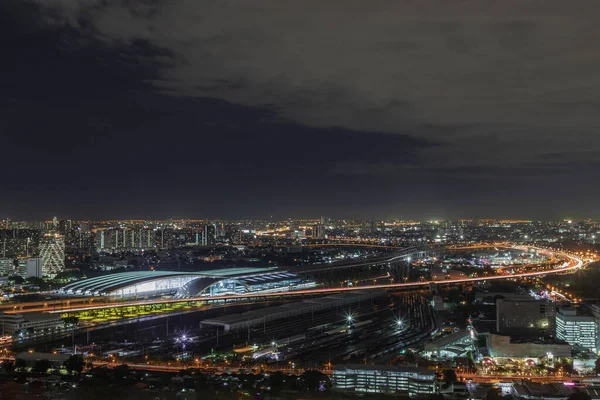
[{"x1": 58, "y1": 267, "x2": 315, "y2": 298}]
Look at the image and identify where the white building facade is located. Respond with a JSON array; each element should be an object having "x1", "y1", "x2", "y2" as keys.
[
  {"x1": 26, "y1": 257, "x2": 43, "y2": 278},
  {"x1": 556, "y1": 308, "x2": 597, "y2": 353},
  {"x1": 0, "y1": 312, "x2": 64, "y2": 336},
  {"x1": 332, "y1": 365, "x2": 437, "y2": 396}
]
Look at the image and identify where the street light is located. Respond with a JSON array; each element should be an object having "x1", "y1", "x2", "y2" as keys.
[{"x1": 346, "y1": 314, "x2": 354, "y2": 326}]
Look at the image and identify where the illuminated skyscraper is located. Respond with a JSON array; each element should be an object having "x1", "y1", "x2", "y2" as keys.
[
  {"x1": 313, "y1": 223, "x2": 326, "y2": 239},
  {"x1": 39, "y1": 234, "x2": 65, "y2": 277},
  {"x1": 201, "y1": 224, "x2": 216, "y2": 246}
]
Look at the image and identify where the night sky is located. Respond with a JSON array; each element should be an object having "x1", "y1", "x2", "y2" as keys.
[{"x1": 2, "y1": 1, "x2": 600, "y2": 221}]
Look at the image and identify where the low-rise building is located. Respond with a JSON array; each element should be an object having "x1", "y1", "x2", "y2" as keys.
[
  {"x1": 424, "y1": 330, "x2": 473, "y2": 359},
  {"x1": 0, "y1": 312, "x2": 64, "y2": 336},
  {"x1": 512, "y1": 381, "x2": 576, "y2": 400},
  {"x1": 331, "y1": 364, "x2": 437, "y2": 396},
  {"x1": 15, "y1": 352, "x2": 70, "y2": 367},
  {"x1": 487, "y1": 334, "x2": 571, "y2": 361}
]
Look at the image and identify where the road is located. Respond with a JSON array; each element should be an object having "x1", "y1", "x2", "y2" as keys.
[
  {"x1": 459, "y1": 373, "x2": 600, "y2": 384},
  {"x1": 1, "y1": 245, "x2": 585, "y2": 316},
  {"x1": 50, "y1": 246, "x2": 583, "y2": 313}
]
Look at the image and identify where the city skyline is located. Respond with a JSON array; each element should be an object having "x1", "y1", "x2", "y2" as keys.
[
  {"x1": 3, "y1": 1, "x2": 600, "y2": 220},
  {"x1": 1, "y1": 216, "x2": 597, "y2": 224},
  {"x1": 2, "y1": 1, "x2": 600, "y2": 394}
]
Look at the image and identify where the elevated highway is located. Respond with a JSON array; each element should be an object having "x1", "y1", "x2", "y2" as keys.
[
  {"x1": 289, "y1": 245, "x2": 438, "y2": 274},
  {"x1": 0, "y1": 244, "x2": 584, "y2": 316},
  {"x1": 39, "y1": 245, "x2": 583, "y2": 315}
]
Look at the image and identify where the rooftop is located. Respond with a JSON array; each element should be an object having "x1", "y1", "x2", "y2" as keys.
[
  {"x1": 427, "y1": 330, "x2": 471, "y2": 348},
  {"x1": 334, "y1": 364, "x2": 436, "y2": 376},
  {"x1": 60, "y1": 267, "x2": 279, "y2": 294}
]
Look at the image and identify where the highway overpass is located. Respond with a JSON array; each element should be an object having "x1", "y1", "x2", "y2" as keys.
[
  {"x1": 39, "y1": 245, "x2": 584, "y2": 316},
  {"x1": 0, "y1": 244, "x2": 584, "y2": 316}
]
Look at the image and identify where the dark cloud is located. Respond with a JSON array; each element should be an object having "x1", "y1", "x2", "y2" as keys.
[{"x1": 1, "y1": 0, "x2": 600, "y2": 219}]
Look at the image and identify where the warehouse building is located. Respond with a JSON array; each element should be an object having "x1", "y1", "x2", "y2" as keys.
[{"x1": 201, "y1": 291, "x2": 384, "y2": 331}]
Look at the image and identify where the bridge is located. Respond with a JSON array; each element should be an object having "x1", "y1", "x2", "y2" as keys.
[{"x1": 289, "y1": 246, "x2": 439, "y2": 275}]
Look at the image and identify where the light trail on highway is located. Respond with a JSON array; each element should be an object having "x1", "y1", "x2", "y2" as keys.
[{"x1": 35, "y1": 245, "x2": 583, "y2": 315}]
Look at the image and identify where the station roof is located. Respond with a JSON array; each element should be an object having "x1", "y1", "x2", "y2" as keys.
[
  {"x1": 60, "y1": 267, "x2": 278, "y2": 294},
  {"x1": 238, "y1": 272, "x2": 296, "y2": 284}
]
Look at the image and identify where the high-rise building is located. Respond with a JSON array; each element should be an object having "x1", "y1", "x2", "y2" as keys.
[
  {"x1": 16, "y1": 259, "x2": 28, "y2": 277},
  {"x1": 0, "y1": 229, "x2": 41, "y2": 258},
  {"x1": 370, "y1": 220, "x2": 378, "y2": 233},
  {"x1": 200, "y1": 225, "x2": 216, "y2": 246},
  {"x1": 0, "y1": 258, "x2": 14, "y2": 276},
  {"x1": 95, "y1": 227, "x2": 156, "y2": 252},
  {"x1": 96, "y1": 230, "x2": 106, "y2": 251},
  {"x1": 39, "y1": 234, "x2": 65, "y2": 277},
  {"x1": 26, "y1": 257, "x2": 43, "y2": 278},
  {"x1": 496, "y1": 298, "x2": 556, "y2": 337},
  {"x1": 556, "y1": 307, "x2": 597, "y2": 353},
  {"x1": 313, "y1": 223, "x2": 326, "y2": 239},
  {"x1": 138, "y1": 228, "x2": 155, "y2": 249}
]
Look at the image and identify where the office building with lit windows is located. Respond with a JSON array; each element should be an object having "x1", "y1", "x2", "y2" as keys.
[
  {"x1": 496, "y1": 298, "x2": 556, "y2": 337},
  {"x1": 313, "y1": 223, "x2": 326, "y2": 239},
  {"x1": 0, "y1": 258, "x2": 15, "y2": 276},
  {"x1": 556, "y1": 307, "x2": 597, "y2": 353}
]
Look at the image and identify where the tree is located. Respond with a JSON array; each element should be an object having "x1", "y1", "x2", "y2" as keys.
[
  {"x1": 2, "y1": 360, "x2": 15, "y2": 372},
  {"x1": 33, "y1": 359, "x2": 52, "y2": 374},
  {"x1": 113, "y1": 364, "x2": 130, "y2": 379},
  {"x1": 9, "y1": 275, "x2": 24, "y2": 285},
  {"x1": 426, "y1": 394, "x2": 445, "y2": 400},
  {"x1": 14, "y1": 358, "x2": 26, "y2": 371},
  {"x1": 63, "y1": 316, "x2": 79, "y2": 327},
  {"x1": 64, "y1": 354, "x2": 85, "y2": 375},
  {"x1": 487, "y1": 387, "x2": 503, "y2": 400},
  {"x1": 595, "y1": 358, "x2": 600, "y2": 374},
  {"x1": 25, "y1": 277, "x2": 46, "y2": 286},
  {"x1": 567, "y1": 393, "x2": 592, "y2": 400},
  {"x1": 270, "y1": 371, "x2": 286, "y2": 393},
  {"x1": 442, "y1": 369, "x2": 458, "y2": 384},
  {"x1": 300, "y1": 370, "x2": 329, "y2": 392}
]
